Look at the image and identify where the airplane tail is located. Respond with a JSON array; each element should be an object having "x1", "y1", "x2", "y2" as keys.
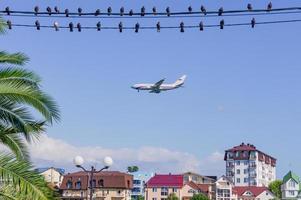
[{"x1": 174, "y1": 75, "x2": 187, "y2": 86}]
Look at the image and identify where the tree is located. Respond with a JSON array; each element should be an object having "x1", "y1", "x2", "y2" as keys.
[
  {"x1": 127, "y1": 166, "x2": 139, "y2": 173},
  {"x1": 167, "y1": 193, "x2": 179, "y2": 200},
  {"x1": 268, "y1": 180, "x2": 283, "y2": 199},
  {"x1": 0, "y1": 18, "x2": 60, "y2": 199},
  {"x1": 191, "y1": 193, "x2": 210, "y2": 200}
]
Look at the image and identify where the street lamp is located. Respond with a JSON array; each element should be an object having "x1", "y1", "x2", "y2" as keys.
[{"x1": 73, "y1": 156, "x2": 113, "y2": 200}]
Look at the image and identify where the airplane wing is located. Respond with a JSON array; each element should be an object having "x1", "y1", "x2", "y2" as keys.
[
  {"x1": 153, "y1": 79, "x2": 165, "y2": 88},
  {"x1": 150, "y1": 79, "x2": 165, "y2": 93}
]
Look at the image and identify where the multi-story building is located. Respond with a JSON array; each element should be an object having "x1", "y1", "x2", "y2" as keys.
[
  {"x1": 145, "y1": 173, "x2": 213, "y2": 200},
  {"x1": 131, "y1": 173, "x2": 153, "y2": 200},
  {"x1": 224, "y1": 143, "x2": 276, "y2": 187},
  {"x1": 36, "y1": 167, "x2": 65, "y2": 188},
  {"x1": 60, "y1": 171, "x2": 133, "y2": 200},
  {"x1": 281, "y1": 171, "x2": 301, "y2": 200},
  {"x1": 216, "y1": 175, "x2": 237, "y2": 200}
]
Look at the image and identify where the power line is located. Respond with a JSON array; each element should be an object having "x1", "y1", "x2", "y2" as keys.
[
  {"x1": 3, "y1": 18, "x2": 301, "y2": 32},
  {"x1": 2, "y1": 10, "x2": 301, "y2": 19},
  {"x1": 1, "y1": 5, "x2": 301, "y2": 18}
]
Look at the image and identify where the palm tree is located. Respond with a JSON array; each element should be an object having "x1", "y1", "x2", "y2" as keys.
[{"x1": 0, "y1": 18, "x2": 60, "y2": 199}]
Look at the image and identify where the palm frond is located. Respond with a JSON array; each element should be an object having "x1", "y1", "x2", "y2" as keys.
[
  {"x1": 0, "y1": 67, "x2": 41, "y2": 87},
  {"x1": 0, "y1": 51, "x2": 29, "y2": 66},
  {"x1": 0, "y1": 82, "x2": 60, "y2": 123},
  {"x1": 0, "y1": 127, "x2": 29, "y2": 160},
  {"x1": 0, "y1": 153, "x2": 56, "y2": 200},
  {"x1": 0, "y1": 18, "x2": 6, "y2": 34}
]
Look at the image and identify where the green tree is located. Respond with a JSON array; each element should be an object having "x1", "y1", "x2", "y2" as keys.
[
  {"x1": 191, "y1": 193, "x2": 210, "y2": 200},
  {"x1": 268, "y1": 180, "x2": 283, "y2": 199},
  {"x1": 0, "y1": 19, "x2": 60, "y2": 199},
  {"x1": 167, "y1": 193, "x2": 179, "y2": 200},
  {"x1": 128, "y1": 166, "x2": 139, "y2": 173},
  {"x1": 132, "y1": 195, "x2": 144, "y2": 200}
]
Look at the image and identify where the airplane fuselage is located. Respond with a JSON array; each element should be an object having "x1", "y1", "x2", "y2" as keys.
[{"x1": 131, "y1": 75, "x2": 186, "y2": 93}]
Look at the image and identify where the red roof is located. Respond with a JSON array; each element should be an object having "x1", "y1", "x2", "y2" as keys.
[
  {"x1": 233, "y1": 186, "x2": 270, "y2": 197},
  {"x1": 146, "y1": 174, "x2": 183, "y2": 188},
  {"x1": 226, "y1": 143, "x2": 257, "y2": 152}
]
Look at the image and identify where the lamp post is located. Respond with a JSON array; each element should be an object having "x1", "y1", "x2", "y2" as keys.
[{"x1": 73, "y1": 156, "x2": 113, "y2": 200}]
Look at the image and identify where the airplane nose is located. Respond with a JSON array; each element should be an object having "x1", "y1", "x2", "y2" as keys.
[{"x1": 131, "y1": 86, "x2": 137, "y2": 89}]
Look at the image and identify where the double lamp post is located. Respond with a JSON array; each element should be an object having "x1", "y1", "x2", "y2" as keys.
[{"x1": 73, "y1": 155, "x2": 113, "y2": 200}]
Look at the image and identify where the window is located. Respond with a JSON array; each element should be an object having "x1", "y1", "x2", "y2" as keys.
[
  {"x1": 244, "y1": 161, "x2": 248, "y2": 165},
  {"x1": 244, "y1": 178, "x2": 248, "y2": 183},
  {"x1": 152, "y1": 188, "x2": 157, "y2": 192},
  {"x1": 98, "y1": 179, "x2": 104, "y2": 187},
  {"x1": 236, "y1": 161, "x2": 240, "y2": 165},
  {"x1": 66, "y1": 180, "x2": 72, "y2": 189},
  {"x1": 237, "y1": 169, "x2": 240, "y2": 174},
  {"x1": 133, "y1": 180, "x2": 141, "y2": 185},
  {"x1": 289, "y1": 191, "x2": 295, "y2": 196},
  {"x1": 75, "y1": 181, "x2": 81, "y2": 189},
  {"x1": 161, "y1": 187, "x2": 168, "y2": 196},
  {"x1": 236, "y1": 178, "x2": 240, "y2": 183},
  {"x1": 152, "y1": 198, "x2": 157, "y2": 200},
  {"x1": 236, "y1": 152, "x2": 240, "y2": 158},
  {"x1": 288, "y1": 180, "x2": 296, "y2": 187},
  {"x1": 172, "y1": 188, "x2": 177, "y2": 193},
  {"x1": 244, "y1": 169, "x2": 248, "y2": 174}
]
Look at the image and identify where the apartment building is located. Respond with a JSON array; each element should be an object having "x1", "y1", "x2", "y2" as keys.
[
  {"x1": 60, "y1": 171, "x2": 133, "y2": 200},
  {"x1": 131, "y1": 173, "x2": 153, "y2": 200},
  {"x1": 281, "y1": 171, "x2": 301, "y2": 200},
  {"x1": 225, "y1": 143, "x2": 276, "y2": 187}
]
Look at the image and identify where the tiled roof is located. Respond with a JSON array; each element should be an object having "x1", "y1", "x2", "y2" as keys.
[
  {"x1": 60, "y1": 171, "x2": 133, "y2": 190},
  {"x1": 226, "y1": 143, "x2": 257, "y2": 152},
  {"x1": 233, "y1": 186, "x2": 270, "y2": 197},
  {"x1": 146, "y1": 174, "x2": 183, "y2": 187}
]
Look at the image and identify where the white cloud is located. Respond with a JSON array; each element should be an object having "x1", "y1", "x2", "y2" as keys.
[{"x1": 29, "y1": 135, "x2": 205, "y2": 173}]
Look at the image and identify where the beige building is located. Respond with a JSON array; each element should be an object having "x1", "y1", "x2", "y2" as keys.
[
  {"x1": 216, "y1": 176, "x2": 237, "y2": 200},
  {"x1": 36, "y1": 167, "x2": 65, "y2": 188},
  {"x1": 60, "y1": 171, "x2": 133, "y2": 200}
]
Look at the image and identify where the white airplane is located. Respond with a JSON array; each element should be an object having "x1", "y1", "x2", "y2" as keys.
[{"x1": 131, "y1": 75, "x2": 187, "y2": 93}]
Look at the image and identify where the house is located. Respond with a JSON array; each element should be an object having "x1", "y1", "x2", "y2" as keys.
[
  {"x1": 225, "y1": 143, "x2": 277, "y2": 187},
  {"x1": 183, "y1": 172, "x2": 217, "y2": 184},
  {"x1": 181, "y1": 181, "x2": 214, "y2": 200},
  {"x1": 233, "y1": 186, "x2": 275, "y2": 200},
  {"x1": 60, "y1": 171, "x2": 133, "y2": 200},
  {"x1": 145, "y1": 174, "x2": 183, "y2": 200},
  {"x1": 216, "y1": 175, "x2": 237, "y2": 200},
  {"x1": 36, "y1": 167, "x2": 65, "y2": 188},
  {"x1": 281, "y1": 171, "x2": 301, "y2": 200},
  {"x1": 145, "y1": 173, "x2": 214, "y2": 200}
]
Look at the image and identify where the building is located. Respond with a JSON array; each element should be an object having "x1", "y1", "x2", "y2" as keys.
[
  {"x1": 224, "y1": 143, "x2": 276, "y2": 187},
  {"x1": 36, "y1": 167, "x2": 65, "y2": 188},
  {"x1": 131, "y1": 173, "x2": 153, "y2": 200},
  {"x1": 233, "y1": 186, "x2": 275, "y2": 200},
  {"x1": 183, "y1": 172, "x2": 217, "y2": 184},
  {"x1": 145, "y1": 173, "x2": 214, "y2": 200},
  {"x1": 281, "y1": 171, "x2": 301, "y2": 200},
  {"x1": 216, "y1": 175, "x2": 237, "y2": 200},
  {"x1": 145, "y1": 174, "x2": 183, "y2": 200},
  {"x1": 60, "y1": 171, "x2": 133, "y2": 200},
  {"x1": 183, "y1": 172, "x2": 216, "y2": 199}
]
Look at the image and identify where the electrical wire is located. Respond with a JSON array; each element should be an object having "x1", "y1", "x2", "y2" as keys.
[
  {"x1": 3, "y1": 18, "x2": 301, "y2": 31},
  {"x1": 1, "y1": 6, "x2": 301, "y2": 17},
  {"x1": 2, "y1": 10, "x2": 301, "y2": 19}
]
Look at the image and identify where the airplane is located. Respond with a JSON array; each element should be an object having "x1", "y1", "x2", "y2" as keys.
[{"x1": 131, "y1": 75, "x2": 187, "y2": 93}]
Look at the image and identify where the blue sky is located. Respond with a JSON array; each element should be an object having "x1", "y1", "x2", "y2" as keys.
[{"x1": 1, "y1": 0, "x2": 301, "y2": 178}]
